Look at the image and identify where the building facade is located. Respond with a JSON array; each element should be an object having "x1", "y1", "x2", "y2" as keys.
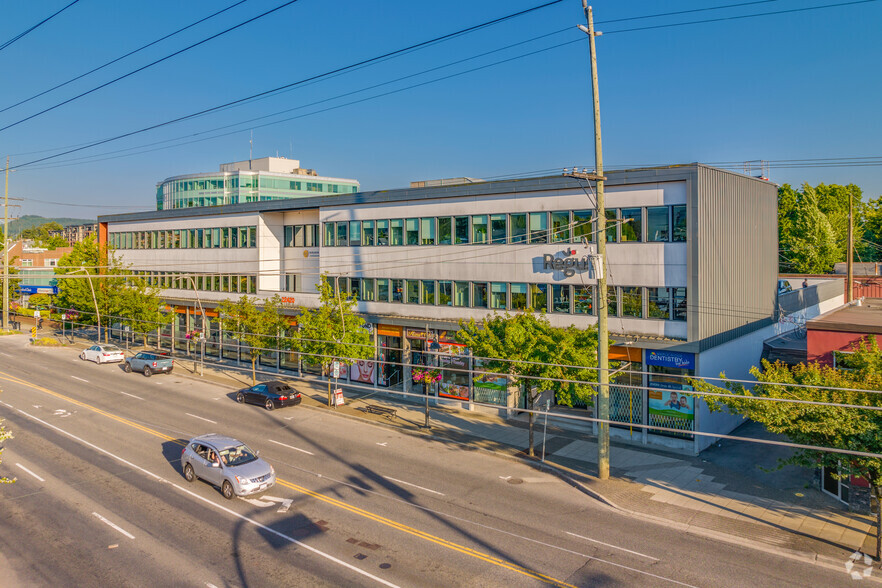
[
  {"x1": 8, "y1": 240, "x2": 74, "y2": 297},
  {"x1": 155, "y1": 157, "x2": 359, "y2": 210},
  {"x1": 100, "y1": 164, "x2": 780, "y2": 454}
]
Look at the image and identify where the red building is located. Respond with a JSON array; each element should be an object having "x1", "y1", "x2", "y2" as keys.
[{"x1": 807, "y1": 298, "x2": 882, "y2": 366}]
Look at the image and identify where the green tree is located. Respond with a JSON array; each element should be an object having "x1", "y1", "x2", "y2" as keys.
[
  {"x1": 116, "y1": 275, "x2": 172, "y2": 346},
  {"x1": 54, "y1": 237, "x2": 124, "y2": 337},
  {"x1": 28, "y1": 293, "x2": 52, "y2": 309},
  {"x1": 456, "y1": 312, "x2": 600, "y2": 457},
  {"x1": 865, "y1": 196, "x2": 882, "y2": 261},
  {"x1": 217, "y1": 294, "x2": 292, "y2": 385},
  {"x1": 691, "y1": 337, "x2": 882, "y2": 558},
  {"x1": 0, "y1": 419, "x2": 13, "y2": 484},
  {"x1": 294, "y1": 276, "x2": 372, "y2": 405},
  {"x1": 778, "y1": 183, "x2": 841, "y2": 273}
]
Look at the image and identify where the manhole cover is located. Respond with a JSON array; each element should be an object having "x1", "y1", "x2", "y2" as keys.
[
  {"x1": 379, "y1": 563, "x2": 391, "y2": 570},
  {"x1": 507, "y1": 478, "x2": 524, "y2": 485}
]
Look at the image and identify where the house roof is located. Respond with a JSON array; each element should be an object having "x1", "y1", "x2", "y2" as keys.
[{"x1": 808, "y1": 298, "x2": 882, "y2": 335}]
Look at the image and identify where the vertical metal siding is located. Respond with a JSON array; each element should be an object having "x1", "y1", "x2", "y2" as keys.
[{"x1": 694, "y1": 166, "x2": 778, "y2": 342}]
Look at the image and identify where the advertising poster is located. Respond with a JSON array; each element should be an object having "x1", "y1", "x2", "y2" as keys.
[
  {"x1": 648, "y1": 383, "x2": 695, "y2": 420},
  {"x1": 349, "y1": 359, "x2": 376, "y2": 385},
  {"x1": 439, "y1": 355, "x2": 469, "y2": 400}
]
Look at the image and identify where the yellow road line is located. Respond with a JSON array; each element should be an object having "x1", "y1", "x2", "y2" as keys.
[{"x1": 0, "y1": 370, "x2": 576, "y2": 588}]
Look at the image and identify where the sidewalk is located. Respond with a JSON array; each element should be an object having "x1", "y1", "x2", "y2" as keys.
[{"x1": 48, "y1": 333, "x2": 880, "y2": 568}]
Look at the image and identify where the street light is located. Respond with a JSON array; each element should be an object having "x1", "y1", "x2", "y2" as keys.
[
  {"x1": 67, "y1": 267, "x2": 100, "y2": 343},
  {"x1": 186, "y1": 276, "x2": 207, "y2": 376}
]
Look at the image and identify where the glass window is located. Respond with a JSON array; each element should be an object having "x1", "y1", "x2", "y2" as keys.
[
  {"x1": 438, "y1": 217, "x2": 452, "y2": 245},
  {"x1": 421, "y1": 280, "x2": 435, "y2": 305},
  {"x1": 606, "y1": 210, "x2": 618, "y2": 243},
  {"x1": 472, "y1": 282, "x2": 488, "y2": 308},
  {"x1": 377, "y1": 220, "x2": 389, "y2": 246},
  {"x1": 510, "y1": 213, "x2": 527, "y2": 243},
  {"x1": 284, "y1": 226, "x2": 294, "y2": 247},
  {"x1": 647, "y1": 207, "x2": 669, "y2": 242},
  {"x1": 454, "y1": 216, "x2": 469, "y2": 245},
  {"x1": 573, "y1": 210, "x2": 593, "y2": 243},
  {"x1": 406, "y1": 279, "x2": 420, "y2": 304},
  {"x1": 362, "y1": 220, "x2": 375, "y2": 246},
  {"x1": 648, "y1": 287, "x2": 670, "y2": 319},
  {"x1": 202, "y1": 229, "x2": 212, "y2": 249},
  {"x1": 391, "y1": 279, "x2": 404, "y2": 303},
  {"x1": 349, "y1": 221, "x2": 361, "y2": 246},
  {"x1": 361, "y1": 278, "x2": 375, "y2": 301},
  {"x1": 551, "y1": 211, "x2": 570, "y2": 243},
  {"x1": 377, "y1": 278, "x2": 390, "y2": 302},
  {"x1": 490, "y1": 282, "x2": 507, "y2": 309},
  {"x1": 324, "y1": 223, "x2": 336, "y2": 246},
  {"x1": 420, "y1": 218, "x2": 436, "y2": 245},
  {"x1": 390, "y1": 219, "x2": 404, "y2": 246},
  {"x1": 510, "y1": 283, "x2": 527, "y2": 310},
  {"x1": 552, "y1": 285, "x2": 571, "y2": 313},
  {"x1": 672, "y1": 205, "x2": 687, "y2": 242},
  {"x1": 308, "y1": 224, "x2": 318, "y2": 247},
  {"x1": 472, "y1": 215, "x2": 488, "y2": 244},
  {"x1": 529, "y1": 212, "x2": 548, "y2": 244},
  {"x1": 672, "y1": 287, "x2": 687, "y2": 321},
  {"x1": 336, "y1": 222, "x2": 348, "y2": 247},
  {"x1": 350, "y1": 277, "x2": 362, "y2": 299},
  {"x1": 454, "y1": 282, "x2": 469, "y2": 307},
  {"x1": 608, "y1": 287, "x2": 619, "y2": 316},
  {"x1": 621, "y1": 286, "x2": 643, "y2": 317},
  {"x1": 621, "y1": 208, "x2": 642, "y2": 242},
  {"x1": 530, "y1": 284, "x2": 548, "y2": 312},
  {"x1": 212, "y1": 228, "x2": 221, "y2": 248},
  {"x1": 490, "y1": 214, "x2": 507, "y2": 244},
  {"x1": 406, "y1": 218, "x2": 419, "y2": 245},
  {"x1": 439, "y1": 280, "x2": 452, "y2": 305},
  {"x1": 293, "y1": 225, "x2": 305, "y2": 247},
  {"x1": 574, "y1": 285, "x2": 594, "y2": 314}
]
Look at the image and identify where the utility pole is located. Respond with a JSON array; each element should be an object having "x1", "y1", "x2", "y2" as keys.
[
  {"x1": 3, "y1": 157, "x2": 9, "y2": 332},
  {"x1": 578, "y1": 3, "x2": 610, "y2": 480},
  {"x1": 847, "y1": 188, "x2": 854, "y2": 303}
]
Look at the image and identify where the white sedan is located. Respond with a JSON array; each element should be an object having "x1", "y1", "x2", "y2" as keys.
[{"x1": 80, "y1": 344, "x2": 125, "y2": 364}]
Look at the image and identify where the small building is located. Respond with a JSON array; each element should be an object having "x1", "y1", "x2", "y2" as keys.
[
  {"x1": 8, "y1": 240, "x2": 73, "y2": 298},
  {"x1": 48, "y1": 223, "x2": 98, "y2": 245}
]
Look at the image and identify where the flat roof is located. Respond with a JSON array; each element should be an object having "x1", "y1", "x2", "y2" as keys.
[{"x1": 808, "y1": 298, "x2": 882, "y2": 335}]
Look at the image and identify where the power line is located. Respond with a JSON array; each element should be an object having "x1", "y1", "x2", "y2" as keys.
[
  {"x1": 0, "y1": 0, "x2": 83, "y2": 53},
  {"x1": 0, "y1": 0, "x2": 252, "y2": 115}
]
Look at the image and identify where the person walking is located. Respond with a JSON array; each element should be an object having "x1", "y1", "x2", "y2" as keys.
[{"x1": 802, "y1": 278, "x2": 808, "y2": 289}]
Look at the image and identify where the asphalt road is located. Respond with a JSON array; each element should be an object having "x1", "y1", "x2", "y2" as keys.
[{"x1": 0, "y1": 337, "x2": 862, "y2": 587}]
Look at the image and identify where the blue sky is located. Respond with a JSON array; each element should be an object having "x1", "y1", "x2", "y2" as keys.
[{"x1": 1, "y1": 0, "x2": 880, "y2": 218}]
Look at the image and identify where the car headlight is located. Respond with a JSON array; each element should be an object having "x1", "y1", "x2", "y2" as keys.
[{"x1": 270, "y1": 465, "x2": 275, "y2": 475}]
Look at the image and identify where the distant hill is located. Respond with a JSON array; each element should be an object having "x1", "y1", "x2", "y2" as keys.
[{"x1": 8, "y1": 215, "x2": 94, "y2": 237}]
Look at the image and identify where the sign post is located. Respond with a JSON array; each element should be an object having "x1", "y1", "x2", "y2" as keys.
[{"x1": 541, "y1": 399, "x2": 551, "y2": 462}]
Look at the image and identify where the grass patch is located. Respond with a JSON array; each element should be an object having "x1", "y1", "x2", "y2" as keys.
[
  {"x1": 31, "y1": 337, "x2": 65, "y2": 346},
  {"x1": 0, "y1": 330, "x2": 21, "y2": 336}
]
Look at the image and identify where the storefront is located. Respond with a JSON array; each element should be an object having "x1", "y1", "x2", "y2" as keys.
[
  {"x1": 377, "y1": 325, "x2": 402, "y2": 388},
  {"x1": 646, "y1": 349, "x2": 696, "y2": 438}
]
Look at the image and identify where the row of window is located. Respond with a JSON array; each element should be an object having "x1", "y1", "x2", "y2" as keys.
[
  {"x1": 284, "y1": 224, "x2": 319, "y2": 248},
  {"x1": 163, "y1": 176, "x2": 358, "y2": 194},
  {"x1": 137, "y1": 272, "x2": 257, "y2": 294},
  {"x1": 322, "y1": 205, "x2": 687, "y2": 247},
  {"x1": 109, "y1": 226, "x2": 257, "y2": 250},
  {"x1": 325, "y1": 276, "x2": 687, "y2": 320}
]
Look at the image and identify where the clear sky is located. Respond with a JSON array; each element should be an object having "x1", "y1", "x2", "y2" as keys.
[{"x1": 1, "y1": 0, "x2": 880, "y2": 219}]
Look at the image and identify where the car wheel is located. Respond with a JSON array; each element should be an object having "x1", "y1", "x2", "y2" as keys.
[
  {"x1": 265, "y1": 399, "x2": 275, "y2": 411},
  {"x1": 97, "y1": 356, "x2": 103, "y2": 364},
  {"x1": 123, "y1": 362, "x2": 132, "y2": 373},
  {"x1": 222, "y1": 480, "x2": 235, "y2": 500},
  {"x1": 143, "y1": 366, "x2": 152, "y2": 377},
  {"x1": 236, "y1": 392, "x2": 245, "y2": 404},
  {"x1": 79, "y1": 352, "x2": 86, "y2": 361},
  {"x1": 183, "y1": 463, "x2": 196, "y2": 483}
]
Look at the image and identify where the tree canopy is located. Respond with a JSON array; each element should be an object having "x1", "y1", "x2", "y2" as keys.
[{"x1": 217, "y1": 294, "x2": 292, "y2": 384}]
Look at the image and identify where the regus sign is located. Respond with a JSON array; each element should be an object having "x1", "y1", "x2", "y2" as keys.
[{"x1": 542, "y1": 250, "x2": 592, "y2": 277}]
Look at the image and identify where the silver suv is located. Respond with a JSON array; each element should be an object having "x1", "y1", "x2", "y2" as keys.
[
  {"x1": 124, "y1": 351, "x2": 174, "y2": 377},
  {"x1": 181, "y1": 434, "x2": 275, "y2": 499}
]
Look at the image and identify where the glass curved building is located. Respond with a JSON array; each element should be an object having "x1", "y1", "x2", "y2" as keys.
[{"x1": 155, "y1": 157, "x2": 359, "y2": 210}]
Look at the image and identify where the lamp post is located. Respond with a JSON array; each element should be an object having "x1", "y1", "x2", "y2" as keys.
[
  {"x1": 67, "y1": 268, "x2": 100, "y2": 343},
  {"x1": 186, "y1": 276, "x2": 207, "y2": 376}
]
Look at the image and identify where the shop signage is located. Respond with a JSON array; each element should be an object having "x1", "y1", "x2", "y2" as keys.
[
  {"x1": 648, "y1": 387, "x2": 695, "y2": 420},
  {"x1": 405, "y1": 328, "x2": 458, "y2": 343},
  {"x1": 542, "y1": 249, "x2": 592, "y2": 278},
  {"x1": 646, "y1": 350, "x2": 695, "y2": 370},
  {"x1": 19, "y1": 285, "x2": 58, "y2": 295}
]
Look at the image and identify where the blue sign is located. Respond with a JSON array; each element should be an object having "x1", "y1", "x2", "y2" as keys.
[
  {"x1": 19, "y1": 285, "x2": 58, "y2": 295},
  {"x1": 646, "y1": 349, "x2": 695, "y2": 370}
]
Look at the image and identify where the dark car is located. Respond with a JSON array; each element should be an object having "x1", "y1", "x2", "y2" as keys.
[
  {"x1": 236, "y1": 380, "x2": 302, "y2": 410},
  {"x1": 124, "y1": 351, "x2": 174, "y2": 376}
]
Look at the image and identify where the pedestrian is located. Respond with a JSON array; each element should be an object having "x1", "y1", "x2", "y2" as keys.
[
  {"x1": 38, "y1": 317, "x2": 44, "y2": 330},
  {"x1": 802, "y1": 278, "x2": 808, "y2": 289}
]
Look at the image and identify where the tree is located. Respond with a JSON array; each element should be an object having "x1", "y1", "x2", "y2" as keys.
[
  {"x1": 116, "y1": 275, "x2": 172, "y2": 345},
  {"x1": 778, "y1": 183, "x2": 842, "y2": 273},
  {"x1": 54, "y1": 237, "x2": 125, "y2": 337},
  {"x1": 691, "y1": 337, "x2": 882, "y2": 559},
  {"x1": 28, "y1": 293, "x2": 52, "y2": 309},
  {"x1": 0, "y1": 419, "x2": 14, "y2": 484},
  {"x1": 865, "y1": 196, "x2": 882, "y2": 262},
  {"x1": 217, "y1": 294, "x2": 292, "y2": 385},
  {"x1": 456, "y1": 312, "x2": 600, "y2": 457},
  {"x1": 294, "y1": 276, "x2": 372, "y2": 405}
]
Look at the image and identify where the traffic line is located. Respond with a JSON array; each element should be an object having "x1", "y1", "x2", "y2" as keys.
[
  {"x1": 185, "y1": 413, "x2": 217, "y2": 424},
  {"x1": 383, "y1": 475, "x2": 445, "y2": 496},
  {"x1": 268, "y1": 439, "x2": 314, "y2": 455},
  {"x1": 119, "y1": 391, "x2": 143, "y2": 400},
  {"x1": 71, "y1": 376, "x2": 89, "y2": 383},
  {"x1": 92, "y1": 512, "x2": 135, "y2": 540},
  {"x1": 15, "y1": 463, "x2": 45, "y2": 482},
  {"x1": 566, "y1": 531, "x2": 659, "y2": 561}
]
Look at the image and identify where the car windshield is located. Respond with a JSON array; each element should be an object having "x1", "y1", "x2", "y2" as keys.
[{"x1": 219, "y1": 444, "x2": 258, "y2": 466}]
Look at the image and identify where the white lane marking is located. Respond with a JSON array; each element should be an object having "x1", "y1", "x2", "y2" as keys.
[
  {"x1": 119, "y1": 391, "x2": 143, "y2": 400},
  {"x1": 15, "y1": 463, "x2": 45, "y2": 482},
  {"x1": 498, "y1": 476, "x2": 511, "y2": 481},
  {"x1": 567, "y1": 531, "x2": 659, "y2": 561},
  {"x1": 1, "y1": 401, "x2": 400, "y2": 588},
  {"x1": 71, "y1": 376, "x2": 89, "y2": 383},
  {"x1": 53, "y1": 409, "x2": 71, "y2": 418},
  {"x1": 261, "y1": 496, "x2": 294, "y2": 513},
  {"x1": 185, "y1": 413, "x2": 217, "y2": 424},
  {"x1": 383, "y1": 476, "x2": 445, "y2": 496},
  {"x1": 0, "y1": 351, "x2": 12, "y2": 357},
  {"x1": 92, "y1": 512, "x2": 135, "y2": 540},
  {"x1": 206, "y1": 584, "x2": 219, "y2": 588},
  {"x1": 376, "y1": 442, "x2": 387, "y2": 447},
  {"x1": 268, "y1": 439, "x2": 314, "y2": 455},
  {"x1": 240, "y1": 497, "x2": 275, "y2": 508}
]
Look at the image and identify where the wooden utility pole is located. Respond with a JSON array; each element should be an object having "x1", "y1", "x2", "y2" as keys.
[
  {"x1": 3, "y1": 156, "x2": 9, "y2": 332},
  {"x1": 579, "y1": 3, "x2": 610, "y2": 480},
  {"x1": 847, "y1": 188, "x2": 853, "y2": 302}
]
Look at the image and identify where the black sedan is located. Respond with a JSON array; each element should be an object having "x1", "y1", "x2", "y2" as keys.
[{"x1": 236, "y1": 380, "x2": 302, "y2": 410}]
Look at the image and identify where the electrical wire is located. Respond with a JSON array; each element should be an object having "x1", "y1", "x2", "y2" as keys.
[{"x1": 0, "y1": 0, "x2": 82, "y2": 53}]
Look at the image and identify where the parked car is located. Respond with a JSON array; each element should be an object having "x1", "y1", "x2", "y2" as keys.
[
  {"x1": 777, "y1": 279, "x2": 794, "y2": 295},
  {"x1": 124, "y1": 351, "x2": 174, "y2": 377},
  {"x1": 80, "y1": 344, "x2": 125, "y2": 364},
  {"x1": 181, "y1": 434, "x2": 275, "y2": 499},
  {"x1": 236, "y1": 380, "x2": 302, "y2": 411}
]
